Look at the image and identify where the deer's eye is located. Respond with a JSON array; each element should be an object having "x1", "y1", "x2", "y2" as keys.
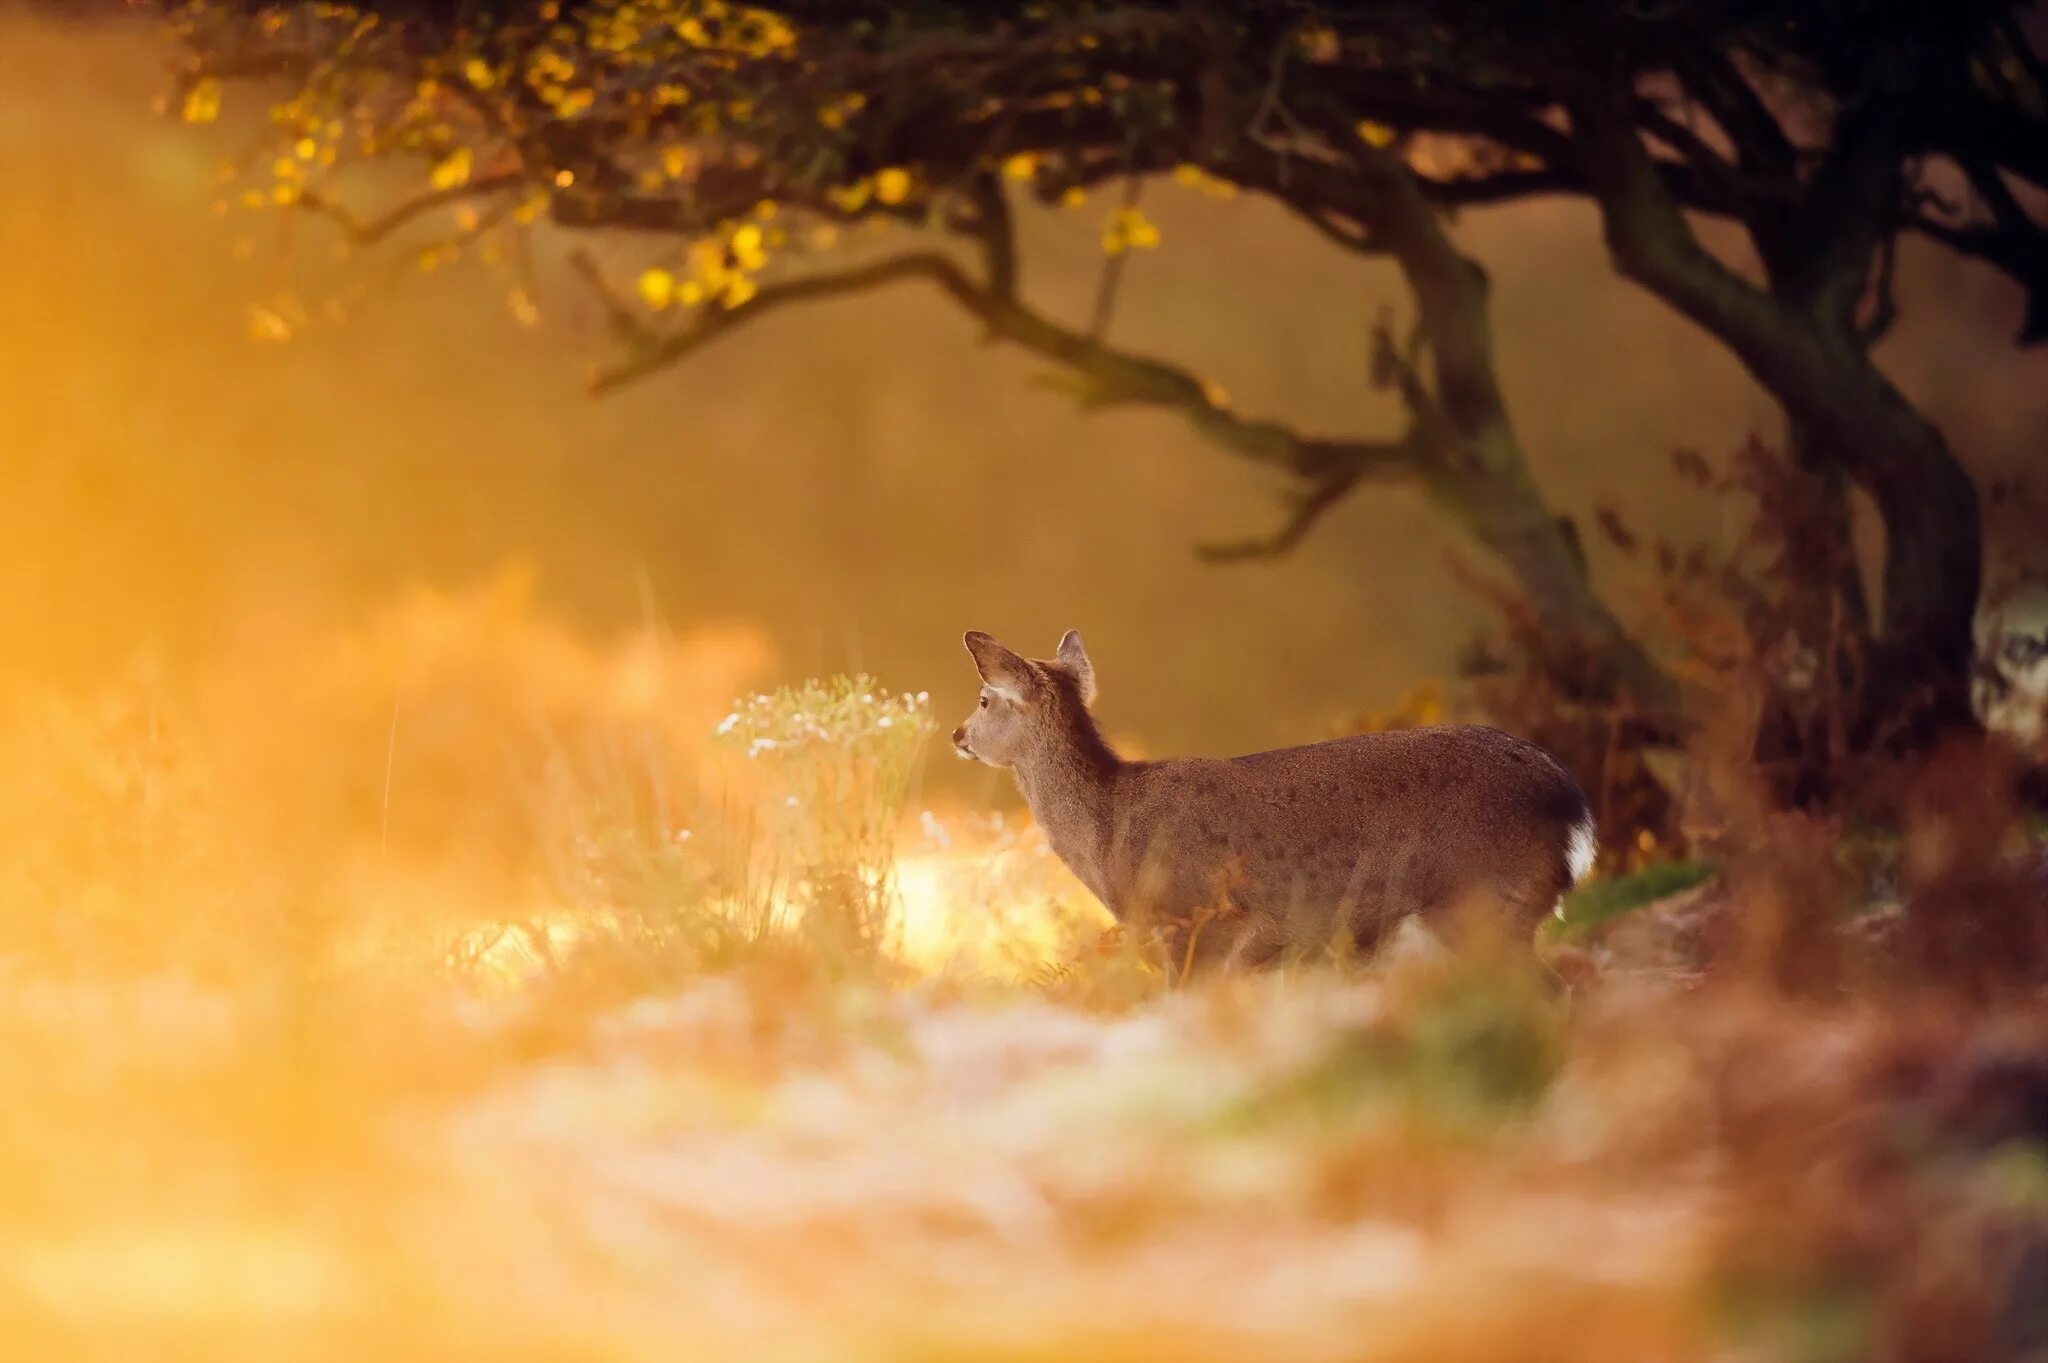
[{"x1": 978, "y1": 694, "x2": 989, "y2": 709}]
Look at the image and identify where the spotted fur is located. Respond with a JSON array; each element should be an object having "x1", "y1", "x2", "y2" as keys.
[{"x1": 955, "y1": 630, "x2": 1596, "y2": 972}]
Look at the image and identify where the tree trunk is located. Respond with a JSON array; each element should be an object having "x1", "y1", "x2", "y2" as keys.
[
  {"x1": 1320, "y1": 134, "x2": 1679, "y2": 719},
  {"x1": 1439, "y1": 417, "x2": 1675, "y2": 712},
  {"x1": 1763, "y1": 328, "x2": 1979, "y2": 738},
  {"x1": 1722, "y1": 330, "x2": 1976, "y2": 736},
  {"x1": 1861, "y1": 414, "x2": 1982, "y2": 735},
  {"x1": 1576, "y1": 99, "x2": 1982, "y2": 739},
  {"x1": 1784, "y1": 420, "x2": 1873, "y2": 639}
]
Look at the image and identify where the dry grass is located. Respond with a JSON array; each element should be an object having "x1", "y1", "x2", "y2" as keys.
[{"x1": 0, "y1": 585, "x2": 2043, "y2": 1363}]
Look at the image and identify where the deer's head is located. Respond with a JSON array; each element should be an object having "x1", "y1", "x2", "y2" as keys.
[{"x1": 952, "y1": 630, "x2": 1097, "y2": 768}]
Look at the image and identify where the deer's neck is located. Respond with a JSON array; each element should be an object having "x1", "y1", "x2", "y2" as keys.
[{"x1": 1012, "y1": 717, "x2": 1121, "y2": 904}]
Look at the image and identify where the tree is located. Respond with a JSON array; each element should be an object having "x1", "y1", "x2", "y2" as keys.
[{"x1": 158, "y1": 0, "x2": 2048, "y2": 751}]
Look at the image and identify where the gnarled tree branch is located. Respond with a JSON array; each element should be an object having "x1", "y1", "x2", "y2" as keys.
[
  {"x1": 589, "y1": 248, "x2": 1417, "y2": 491},
  {"x1": 297, "y1": 173, "x2": 523, "y2": 245},
  {"x1": 1196, "y1": 467, "x2": 1385, "y2": 563}
]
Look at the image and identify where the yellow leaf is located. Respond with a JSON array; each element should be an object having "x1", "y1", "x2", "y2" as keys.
[
  {"x1": 1298, "y1": 25, "x2": 1340, "y2": 62},
  {"x1": 688, "y1": 239, "x2": 726, "y2": 274},
  {"x1": 430, "y1": 146, "x2": 473, "y2": 190},
  {"x1": 721, "y1": 274, "x2": 758, "y2": 308},
  {"x1": 463, "y1": 58, "x2": 496, "y2": 89},
  {"x1": 1357, "y1": 120, "x2": 1398, "y2": 149},
  {"x1": 730, "y1": 222, "x2": 766, "y2": 270},
  {"x1": 247, "y1": 305, "x2": 293, "y2": 343},
  {"x1": 1001, "y1": 152, "x2": 1039, "y2": 181},
  {"x1": 1172, "y1": 164, "x2": 1238, "y2": 199},
  {"x1": 661, "y1": 144, "x2": 692, "y2": 178},
  {"x1": 817, "y1": 92, "x2": 864, "y2": 128},
  {"x1": 182, "y1": 78, "x2": 222, "y2": 125},
  {"x1": 826, "y1": 180, "x2": 872, "y2": 213},
  {"x1": 295, "y1": 137, "x2": 318, "y2": 161},
  {"x1": 638, "y1": 268, "x2": 676, "y2": 310},
  {"x1": 874, "y1": 167, "x2": 913, "y2": 206},
  {"x1": 1102, "y1": 206, "x2": 1161, "y2": 254}
]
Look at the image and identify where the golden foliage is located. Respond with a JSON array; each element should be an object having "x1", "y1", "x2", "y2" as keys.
[
  {"x1": 1101, "y1": 205, "x2": 1161, "y2": 255},
  {"x1": 428, "y1": 146, "x2": 473, "y2": 190},
  {"x1": 179, "y1": 76, "x2": 220, "y2": 124}
]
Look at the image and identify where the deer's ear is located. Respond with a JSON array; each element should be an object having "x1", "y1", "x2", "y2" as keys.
[
  {"x1": 1056, "y1": 630, "x2": 1097, "y2": 704},
  {"x1": 964, "y1": 631, "x2": 1031, "y2": 697}
]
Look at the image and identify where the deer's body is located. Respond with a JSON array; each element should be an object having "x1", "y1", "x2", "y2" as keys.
[{"x1": 955, "y1": 632, "x2": 1594, "y2": 971}]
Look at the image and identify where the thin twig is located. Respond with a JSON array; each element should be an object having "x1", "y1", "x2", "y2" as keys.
[
  {"x1": 1088, "y1": 174, "x2": 1144, "y2": 341},
  {"x1": 1196, "y1": 466, "x2": 1378, "y2": 562},
  {"x1": 297, "y1": 171, "x2": 523, "y2": 245},
  {"x1": 567, "y1": 247, "x2": 659, "y2": 348}
]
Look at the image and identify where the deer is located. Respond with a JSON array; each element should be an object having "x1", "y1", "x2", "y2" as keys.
[{"x1": 951, "y1": 630, "x2": 1597, "y2": 974}]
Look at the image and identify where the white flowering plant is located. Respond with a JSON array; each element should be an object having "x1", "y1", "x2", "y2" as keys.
[{"x1": 713, "y1": 676, "x2": 935, "y2": 958}]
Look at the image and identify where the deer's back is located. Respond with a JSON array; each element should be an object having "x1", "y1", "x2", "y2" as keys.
[{"x1": 1103, "y1": 725, "x2": 1589, "y2": 965}]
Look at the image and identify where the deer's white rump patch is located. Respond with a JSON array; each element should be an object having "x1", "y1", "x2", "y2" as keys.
[
  {"x1": 1556, "y1": 815, "x2": 1598, "y2": 919},
  {"x1": 1566, "y1": 816, "x2": 1598, "y2": 884}
]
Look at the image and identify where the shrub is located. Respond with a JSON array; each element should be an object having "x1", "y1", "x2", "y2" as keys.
[{"x1": 709, "y1": 675, "x2": 935, "y2": 961}]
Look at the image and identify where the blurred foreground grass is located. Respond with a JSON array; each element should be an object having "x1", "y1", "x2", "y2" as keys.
[
  {"x1": 1552, "y1": 859, "x2": 1719, "y2": 938},
  {"x1": 1, "y1": 582, "x2": 2044, "y2": 1363}
]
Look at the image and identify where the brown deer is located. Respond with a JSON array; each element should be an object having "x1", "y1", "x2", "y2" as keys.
[{"x1": 952, "y1": 630, "x2": 1596, "y2": 973}]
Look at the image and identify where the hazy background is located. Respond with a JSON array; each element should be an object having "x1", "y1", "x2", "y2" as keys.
[{"x1": 3, "y1": 3, "x2": 2041, "y2": 790}]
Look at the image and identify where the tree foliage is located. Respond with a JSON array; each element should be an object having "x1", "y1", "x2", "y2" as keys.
[{"x1": 159, "y1": 0, "x2": 2048, "y2": 750}]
